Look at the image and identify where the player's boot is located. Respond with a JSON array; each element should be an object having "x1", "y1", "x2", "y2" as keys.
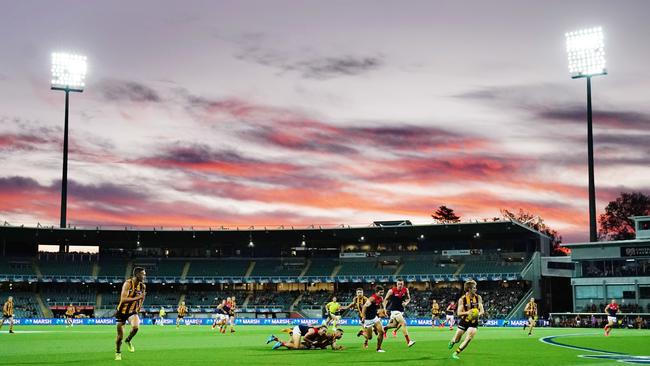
[
  {"x1": 447, "y1": 341, "x2": 454, "y2": 349},
  {"x1": 272, "y1": 341, "x2": 283, "y2": 350},
  {"x1": 115, "y1": 353, "x2": 122, "y2": 361},
  {"x1": 377, "y1": 349, "x2": 386, "y2": 353},
  {"x1": 451, "y1": 352, "x2": 460, "y2": 360},
  {"x1": 125, "y1": 341, "x2": 135, "y2": 353},
  {"x1": 266, "y1": 335, "x2": 277, "y2": 344},
  {"x1": 408, "y1": 340, "x2": 416, "y2": 347}
]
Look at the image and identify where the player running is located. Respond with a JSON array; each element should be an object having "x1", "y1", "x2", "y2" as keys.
[
  {"x1": 448, "y1": 280, "x2": 484, "y2": 360},
  {"x1": 361, "y1": 285, "x2": 386, "y2": 352},
  {"x1": 176, "y1": 302, "x2": 188, "y2": 328},
  {"x1": 431, "y1": 299, "x2": 441, "y2": 328},
  {"x1": 324, "y1": 296, "x2": 349, "y2": 329},
  {"x1": 523, "y1": 298, "x2": 537, "y2": 336},
  {"x1": 227, "y1": 297, "x2": 237, "y2": 333},
  {"x1": 383, "y1": 279, "x2": 415, "y2": 347},
  {"x1": 114, "y1": 267, "x2": 146, "y2": 361},
  {"x1": 348, "y1": 288, "x2": 369, "y2": 337},
  {"x1": 604, "y1": 299, "x2": 620, "y2": 336},
  {"x1": 65, "y1": 303, "x2": 76, "y2": 328},
  {"x1": 444, "y1": 300, "x2": 457, "y2": 330},
  {"x1": 266, "y1": 324, "x2": 328, "y2": 350},
  {"x1": 1, "y1": 296, "x2": 15, "y2": 334},
  {"x1": 158, "y1": 306, "x2": 166, "y2": 326},
  {"x1": 212, "y1": 298, "x2": 231, "y2": 333}
]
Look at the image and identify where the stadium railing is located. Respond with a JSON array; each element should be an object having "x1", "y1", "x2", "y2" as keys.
[{"x1": 548, "y1": 312, "x2": 650, "y2": 329}]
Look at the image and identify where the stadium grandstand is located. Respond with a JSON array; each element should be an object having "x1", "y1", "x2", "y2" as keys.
[{"x1": 0, "y1": 219, "x2": 551, "y2": 321}]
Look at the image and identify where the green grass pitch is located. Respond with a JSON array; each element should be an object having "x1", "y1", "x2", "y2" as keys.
[{"x1": 1, "y1": 325, "x2": 648, "y2": 365}]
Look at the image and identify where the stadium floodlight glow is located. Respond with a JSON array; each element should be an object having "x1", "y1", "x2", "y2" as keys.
[
  {"x1": 51, "y1": 51, "x2": 88, "y2": 239},
  {"x1": 564, "y1": 27, "x2": 607, "y2": 242},
  {"x1": 51, "y1": 52, "x2": 87, "y2": 91},
  {"x1": 565, "y1": 27, "x2": 606, "y2": 79}
]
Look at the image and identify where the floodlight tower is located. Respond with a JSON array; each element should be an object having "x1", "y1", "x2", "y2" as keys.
[
  {"x1": 565, "y1": 27, "x2": 606, "y2": 243},
  {"x1": 51, "y1": 52, "x2": 87, "y2": 230}
]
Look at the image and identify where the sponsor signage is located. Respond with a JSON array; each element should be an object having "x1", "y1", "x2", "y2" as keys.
[
  {"x1": 621, "y1": 246, "x2": 650, "y2": 257},
  {"x1": 7, "y1": 317, "x2": 536, "y2": 327}
]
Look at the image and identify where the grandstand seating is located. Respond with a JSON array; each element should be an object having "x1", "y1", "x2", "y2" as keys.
[
  {"x1": 0, "y1": 258, "x2": 35, "y2": 276},
  {"x1": 186, "y1": 259, "x2": 249, "y2": 277},
  {"x1": 41, "y1": 287, "x2": 96, "y2": 306},
  {"x1": 303, "y1": 259, "x2": 337, "y2": 277},
  {"x1": 0, "y1": 291, "x2": 43, "y2": 318},
  {"x1": 400, "y1": 256, "x2": 458, "y2": 275},
  {"x1": 133, "y1": 260, "x2": 185, "y2": 278},
  {"x1": 250, "y1": 260, "x2": 302, "y2": 277},
  {"x1": 97, "y1": 258, "x2": 127, "y2": 277},
  {"x1": 337, "y1": 260, "x2": 395, "y2": 276}
]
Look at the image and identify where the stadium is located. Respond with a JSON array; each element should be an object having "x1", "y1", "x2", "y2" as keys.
[{"x1": 2, "y1": 2, "x2": 650, "y2": 366}]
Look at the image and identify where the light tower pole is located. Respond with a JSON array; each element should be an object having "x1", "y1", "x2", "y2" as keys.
[{"x1": 565, "y1": 27, "x2": 607, "y2": 242}]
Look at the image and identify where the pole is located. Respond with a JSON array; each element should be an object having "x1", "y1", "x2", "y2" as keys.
[
  {"x1": 60, "y1": 89, "x2": 69, "y2": 230},
  {"x1": 586, "y1": 77, "x2": 597, "y2": 242}
]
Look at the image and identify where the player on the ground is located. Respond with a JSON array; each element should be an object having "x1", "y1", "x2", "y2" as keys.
[
  {"x1": 523, "y1": 298, "x2": 537, "y2": 336},
  {"x1": 448, "y1": 280, "x2": 484, "y2": 360},
  {"x1": 114, "y1": 267, "x2": 146, "y2": 361},
  {"x1": 1, "y1": 296, "x2": 15, "y2": 334},
  {"x1": 444, "y1": 300, "x2": 457, "y2": 330},
  {"x1": 176, "y1": 302, "x2": 188, "y2": 328},
  {"x1": 158, "y1": 306, "x2": 166, "y2": 326},
  {"x1": 65, "y1": 303, "x2": 76, "y2": 328},
  {"x1": 303, "y1": 328, "x2": 345, "y2": 350},
  {"x1": 604, "y1": 299, "x2": 620, "y2": 337},
  {"x1": 266, "y1": 324, "x2": 327, "y2": 350},
  {"x1": 431, "y1": 299, "x2": 441, "y2": 328},
  {"x1": 383, "y1": 279, "x2": 415, "y2": 347},
  {"x1": 361, "y1": 285, "x2": 386, "y2": 353}
]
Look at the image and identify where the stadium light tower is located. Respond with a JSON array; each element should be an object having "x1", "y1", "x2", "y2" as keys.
[
  {"x1": 51, "y1": 52, "x2": 87, "y2": 230},
  {"x1": 565, "y1": 27, "x2": 606, "y2": 243}
]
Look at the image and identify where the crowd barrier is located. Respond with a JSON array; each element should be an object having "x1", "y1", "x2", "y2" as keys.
[{"x1": 3, "y1": 317, "x2": 545, "y2": 327}]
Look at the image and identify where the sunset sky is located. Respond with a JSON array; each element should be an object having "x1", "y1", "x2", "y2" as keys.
[{"x1": 1, "y1": 0, "x2": 649, "y2": 242}]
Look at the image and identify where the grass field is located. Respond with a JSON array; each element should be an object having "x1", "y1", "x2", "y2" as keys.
[{"x1": 1, "y1": 325, "x2": 648, "y2": 365}]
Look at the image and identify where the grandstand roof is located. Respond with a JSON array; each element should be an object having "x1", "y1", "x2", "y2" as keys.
[{"x1": 0, "y1": 220, "x2": 544, "y2": 249}]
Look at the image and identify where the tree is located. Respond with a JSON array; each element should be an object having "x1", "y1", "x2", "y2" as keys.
[
  {"x1": 500, "y1": 208, "x2": 567, "y2": 255},
  {"x1": 431, "y1": 205, "x2": 461, "y2": 224},
  {"x1": 599, "y1": 192, "x2": 650, "y2": 241}
]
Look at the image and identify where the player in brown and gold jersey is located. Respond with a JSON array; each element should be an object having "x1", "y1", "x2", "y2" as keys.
[
  {"x1": 176, "y1": 301, "x2": 188, "y2": 328},
  {"x1": 523, "y1": 298, "x2": 538, "y2": 336},
  {"x1": 114, "y1": 267, "x2": 146, "y2": 361},
  {"x1": 347, "y1": 288, "x2": 368, "y2": 338},
  {"x1": 65, "y1": 304, "x2": 76, "y2": 328},
  {"x1": 1, "y1": 296, "x2": 15, "y2": 334},
  {"x1": 449, "y1": 280, "x2": 484, "y2": 360},
  {"x1": 431, "y1": 299, "x2": 441, "y2": 328}
]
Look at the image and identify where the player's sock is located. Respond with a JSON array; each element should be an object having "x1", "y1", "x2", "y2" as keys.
[{"x1": 405, "y1": 334, "x2": 411, "y2": 344}]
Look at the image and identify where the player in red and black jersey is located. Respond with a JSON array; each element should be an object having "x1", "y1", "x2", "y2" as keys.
[
  {"x1": 361, "y1": 285, "x2": 386, "y2": 352},
  {"x1": 604, "y1": 299, "x2": 620, "y2": 336},
  {"x1": 267, "y1": 324, "x2": 327, "y2": 350},
  {"x1": 383, "y1": 279, "x2": 415, "y2": 347},
  {"x1": 444, "y1": 300, "x2": 457, "y2": 330}
]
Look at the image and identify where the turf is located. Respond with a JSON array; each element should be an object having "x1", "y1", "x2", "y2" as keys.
[{"x1": 1, "y1": 325, "x2": 648, "y2": 365}]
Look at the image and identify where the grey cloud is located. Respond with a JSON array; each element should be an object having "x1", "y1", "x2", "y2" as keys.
[{"x1": 97, "y1": 79, "x2": 161, "y2": 103}]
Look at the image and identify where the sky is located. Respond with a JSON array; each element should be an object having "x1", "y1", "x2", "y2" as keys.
[{"x1": 1, "y1": 0, "x2": 649, "y2": 243}]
